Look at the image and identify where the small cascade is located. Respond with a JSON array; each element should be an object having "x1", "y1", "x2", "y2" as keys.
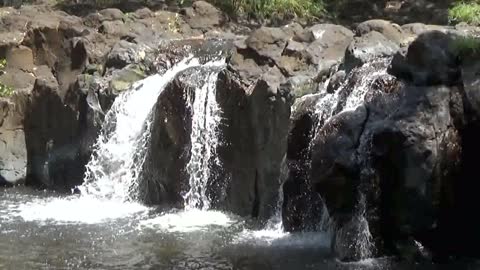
[
  {"x1": 313, "y1": 58, "x2": 393, "y2": 131},
  {"x1": 183, "y1": 60, "x2": 225, "y2": 210},
  {"x1": 79, "y1": 57, "x2": 200, "y2": 201},
  {"x1": 309, "y1": 59, "x2": 393, "y2": 258},
  {"x1": 334, "y1": 192, "x2": 375, "y2": 260},
  {"x1": 263, "y1": 159, "x2": 289, "y2": 233}
]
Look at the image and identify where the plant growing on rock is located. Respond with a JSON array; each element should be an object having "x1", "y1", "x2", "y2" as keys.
[
  {"x1": 0, "y1": 59, "x2": 13, "y2": 98},
  {"x1": 451, "y1": 35, "x2": 480, "y2": 60}
]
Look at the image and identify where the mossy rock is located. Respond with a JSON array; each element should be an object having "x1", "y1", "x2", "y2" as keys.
[{"x1": 110, "y1": 64, "x2": 146, "y2": 92}]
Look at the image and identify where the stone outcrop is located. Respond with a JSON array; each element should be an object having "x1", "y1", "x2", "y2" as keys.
[{"x1": 282, "y1": 28, "x2": 480, "y2": 262}]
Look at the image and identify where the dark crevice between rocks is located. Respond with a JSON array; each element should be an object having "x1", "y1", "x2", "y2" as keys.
[{"x1": 251, "y1": 169, "x2": 260, "y2": 218}]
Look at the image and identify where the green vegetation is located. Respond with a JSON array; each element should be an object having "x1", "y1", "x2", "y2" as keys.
[
  {"x1": 451, "y1": 36, "x2": 480, "y2": 59},
  {"x1": 209, "y1": 0, "x2": 325, "y2": 20},
  {"x1": 449, "y1": 1, "x2": 480, "y2": 25},
  {"x1": 0, "y1": 59, "x2": 13, "y2": 98}
]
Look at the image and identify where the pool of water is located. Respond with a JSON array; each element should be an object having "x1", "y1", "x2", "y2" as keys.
[{"x1": 0, "y1": 186, "x2": 478, "y2": 270}]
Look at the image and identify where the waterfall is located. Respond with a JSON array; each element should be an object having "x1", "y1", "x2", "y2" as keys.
[
  {"x1": 310, "y1": 59, "x2": 393, "y2": 258},
  {"x1": 78, "y1": 57, "x2": 200, "y2": 201},
  {"x1": 183, "y1": 60, "x2": 225, "y2": 210},
  {"x1": 263, "y1": 158, "x2": 289, "y2": 232}
]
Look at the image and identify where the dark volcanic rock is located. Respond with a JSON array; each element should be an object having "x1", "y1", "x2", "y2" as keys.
[
  {"x1": 139, "y1": 69, "x2": 195, "y2": 206},
  {"x1": 214, "y1": 65, "x2": 292, "y2": 218},
  {"x1": 344, "y1": 31, "x2": 399, "y2": 70},
  {"x1": 310, "y1": 106, "x2": 368, "y2": 215},
  {"x1": 388, "y1": 31, "x2": 461, "y2": 86},
  {"x1": 282, "y1": 162, "x2": 326, "y2": 232},
  {"x1": 24, "y1": 68, "x2": 90, "y2": 190}
]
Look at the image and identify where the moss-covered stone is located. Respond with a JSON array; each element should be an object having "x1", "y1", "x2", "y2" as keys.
[{"x1": 110, "y1": 64, "x2": 146, "y2": 92}]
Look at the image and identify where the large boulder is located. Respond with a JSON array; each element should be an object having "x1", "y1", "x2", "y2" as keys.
[
  {"x1": 310, "y1": 106, "x2": 368, "y2": 216},
  {"x1": 388, "y1": 31, "x2": 461, "y2": 86},
  {"x1": 344, "y1": 31, "x2": 399, "y2": 70},
  {"x1": 0, "y1": 94, "x2": 28, "y2": 185},
  {"x1": 138, "y1": 68, "x2": 195, "y2": 206},
  {"x1": 214, "y1": 64, "x2": 292, "y2": 218},
  {"x1": 182, "y1": 1, "x2": 224, "y2": 31},
  {"x1": 23, "y1": 67, "x2": 90, "y2": 190},
  {"x1": 245, "y1": 27, "x2": 289, "y2": 63},
  {"x1": 356, "y1": 20, "x2": 406, "y2": 45},
  {"x1": 303, "y1": 24, "x2": 354, "y2": 74}
]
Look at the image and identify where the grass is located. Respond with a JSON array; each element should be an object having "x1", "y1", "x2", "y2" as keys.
[
  {"x1": 0, "y1": 59, "x2": 13, "y2": 98},
  {"x1": 209, "y1": 0, "x2": 325, "y2": 21},
  {"x1": 449, "y1": 1, "x2": 480, "y2": 25}
]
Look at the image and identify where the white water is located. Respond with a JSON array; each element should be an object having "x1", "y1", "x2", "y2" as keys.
[
  {"x1": 14, "y1": 57, "x2": 208, "y2": 224},
  {"x1": 183, "y1": 61, "x2": 225, "y2": 210},
  {"x1": 79, "y1": 57, "x2": 200, "y2": 201},
  {"x1": 309, "y1": 59, "x2": 392, "y2": 259},
  {"x1": 139, "y1": 208, "x2": 235, "y2": 233}
]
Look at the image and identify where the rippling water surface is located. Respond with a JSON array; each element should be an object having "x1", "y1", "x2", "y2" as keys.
[{"x1": 0, "y1": 187, "x2": 478, "y2": 270}]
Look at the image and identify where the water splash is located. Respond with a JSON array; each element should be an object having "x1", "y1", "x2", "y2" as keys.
[
  {"x1": 183, "y1": 60, "x2": 225, "y2": 210},
  {"x1": 79, "y1": 57, "x2": 200, "y2": 201},
  {"x1": 139, "y1": 208, "x2": 235, "y2": 233}
]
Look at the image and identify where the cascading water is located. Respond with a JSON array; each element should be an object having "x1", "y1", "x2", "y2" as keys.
[
  {"x1": 79, "y1": 57, "x2": 201, "y2": 201},
  {"x1": 308, "y1": 58, "x2": 394, "y2": 259},
  {"x1": 14, "y1": 57, "x2": 211, "y2": 224},
  {"x1": 183, "y1": 61, "x2": 224, "y2": 210}
]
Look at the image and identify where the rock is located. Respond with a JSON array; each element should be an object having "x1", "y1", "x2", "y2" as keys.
[
  {"x1": 183, "y1": 1, "x2": 224, "y2": 31},
  {"x1": 357, "y1": 19, "x2": 406, "y2": 45},
  {"x1": 213, "y1": 65, "x2": 292, "y2": 218},
  {"x1": 246, "y1": 27, "x2": 288, "y2": 62},
  {"x1": 327, "y1": 70, "x2": 346, "y2": 93},
  {"x1": 105, "y1": 40, "x2": 148, "y2": 69},
  {"x1": 388, "y1": 31, "x2": 461, "y2": 86},
  {"x1": 0, "y1": 94, "x2": 28, "y2": 185},
  {"x1": 367, "y1": 84, "x2": 463, "y2": 257},
  {"x1": 281, "y1": 22, "x2": 304, "y2": 38},
  {"x1": 228, "y1": 50, "x2": 268, "y2": 83},
  {"x1": 304, "y1": 24, "x2": 354, "y2": 74},
  {"x1": 99, "y1": 8, "x2": 125, "y2": 22},
  {"x1": 99, "y1": 20, "x2": 128, "y2": 36},
  {"x1": 0, "y1": 69, "x2": 36, "y2": 92},
  {"x1": 344, "y1": 31, "x2": 399, "y2": 70},
  {"x1": 462, "y1": 61, "x2": 480, "y2": 121},
  {"x1": 282, "y1": 162, "x2": 326, "y2": 232},
  {"x1": 139, "y1": 68, "x2": 195, "y2": 206},
  {"x1": 280, "y1": 75, "x2": 317, "y2": 98},
  {"x1": 109, "y1": 65, "x2": 146, "y2": 93},
  {"x1": 24, "y1": 68, "x2": 90, "y2": 190},
  {"x1": 310, "y1": 106, "x2": 368, "y2": 214},
  {"x1": 5, "y1": 46, "x2": 34, "y2": 72},
  {"x1": 300, "y1": 24, "x2": 354, "y2": 43},
  {"x1": 132, "y1": 7, "x2": 153, "y2": 19}
]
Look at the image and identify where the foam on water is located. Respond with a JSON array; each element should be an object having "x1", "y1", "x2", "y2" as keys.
[
  {"x1": 139, "y1": 209, "x2": 235, "y2": 233},
  {"x1": 16, "y1": 196, "x2": 148, "y2": 224},
  {"x1": 234, "y1": 230, "x2": 331, "y2": 248}
]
